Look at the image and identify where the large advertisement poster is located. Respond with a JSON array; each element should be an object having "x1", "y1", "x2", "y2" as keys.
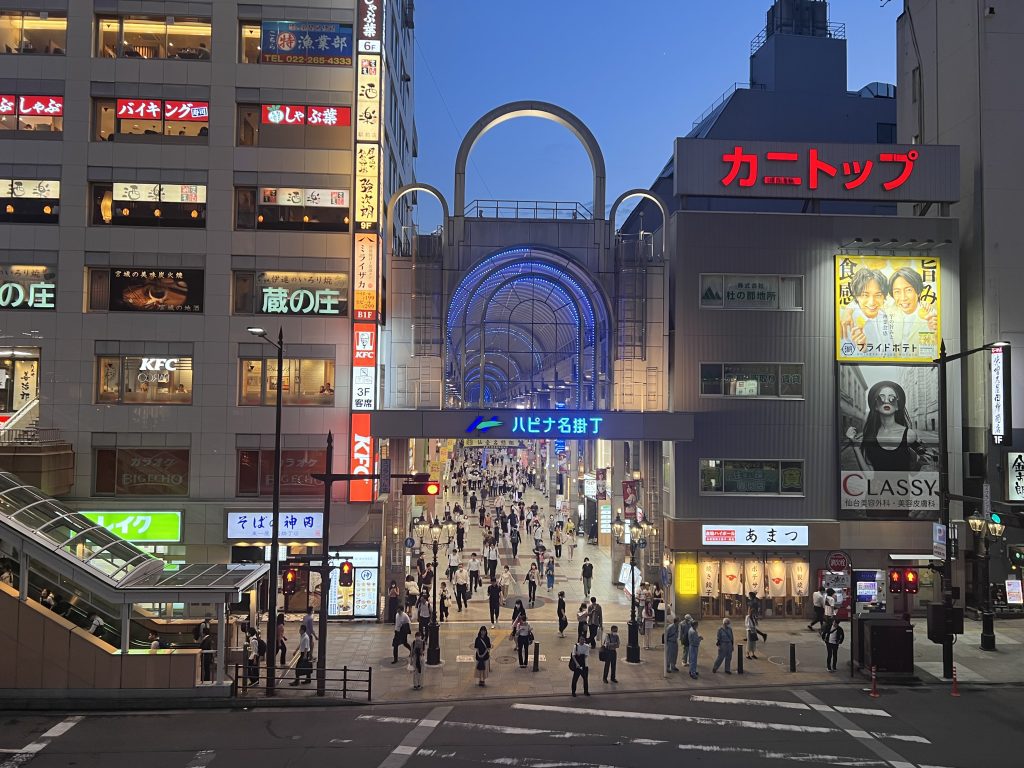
[
  {"x1": 839, "y1": 364, "x2": 940, "y2": 518},
  {"x1": 259, "y1": 21, "x2": 353, "y2": 66},
  {"x1": 109, "y1": 268, "x2": 205, "y2": 312},
  {"x1": 836, "y1": 255, "x2": 939, "y2": 362}
]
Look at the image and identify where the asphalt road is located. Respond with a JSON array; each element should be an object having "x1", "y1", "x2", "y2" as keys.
[{"x1": 1, "y1": 684, "x2": 1018, "y2": 768}]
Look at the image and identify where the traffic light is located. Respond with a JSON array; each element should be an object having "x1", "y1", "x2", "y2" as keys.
[
  {"x1": 903, "y1": 568, "x2": 919, "y2": 594},
  {"x1": 402, "y1": 480, "x2": 440, "y2": 496},
  {"x1": 283, "y1": 567, "x2": 298, "y2": 596},
  {"x1": 888, "y1": 567, "x2": 904, "y2": 593},
  {"x1": 338, "y1": 560, "x2": 354, "y2": 587},
  {"x1": 1009, "y1": 545, "x2": 1024, "y2": 568}
]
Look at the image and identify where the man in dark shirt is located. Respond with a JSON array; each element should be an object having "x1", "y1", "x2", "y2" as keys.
[
  {"x1": 487, "y1": 577, "x2": 503, "y2": 627},
  {"x1": 581, "y1": 558, "x2": 594, "y2": 598}
]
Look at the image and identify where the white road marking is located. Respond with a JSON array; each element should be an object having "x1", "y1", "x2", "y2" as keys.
[
  {"x1": 689, "y1": 694, "x2": 810, "y2": 711},
  {"x1": 832, "y1": 706, "x2": 890, "y2": 718},
  {"x1": 915, "y1": 662, "x2": 987, "y2": 682},
  {"x1": 185, "y1": 750, "x2": 216, "y2": 768},
  {"x1": 329, "y1": 739, "x2": 352, "y2": 744},
  {"x1": 0, "y1": 716, "x2": 83, "y2": 768},
  {"x1": 374, "y1": 706, "x2": 452, "y2": 768},
  {"x1": 677, "y1": 744, "x2": 886, "y2": 766},
  {"x1": 358, "y1": 715, "x2": 419, "y2": 724}
]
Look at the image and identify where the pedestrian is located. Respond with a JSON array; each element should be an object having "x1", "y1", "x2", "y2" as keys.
[
  {"x1": 392, "y1": 606, "x2": 412, "y2": 663},
  {"x1": 487, "y1": 577, "x2": 502, "y2": 627},
  {"x1": 681, "y1": 613, "x2": 693, "y2": 664},
  {"x1": 509, "y1": 526, "x2": 521, "y2": 558},
  {"x1": 247, "y1": 627, "x2": 261, "y2": 685},
  {"x1": 456, "y1": 520, "x2": 466, "y2": 552},
  {"x1": 199, "y1": 629, "x2": 214, "y2": 682},
  {"x1": 439, "y1": 582, "x2": 451, "y2": 622},
  {"x1": 148, "y1": 630, "x2": 161, "y2": 650},
  {"x1": 454, "y1": 563, "x2": 470, "y2": 610},
  {"x1": 566, "y1": 528, "x2": 576, "y2": 561},
  {"x1": 687, "y1": 620, "x2": 702, "y2": 679},
  {"x1": 581, "y1": 558, "x2": 593, "y2": 598},
  {"x1": 415, "y1": 591, "x2": 432, "y2": 639},
  {"x1": 289, "y1": 624, "x2": 313, "y2": 685},
  {"x1": 526, "y1": 563, "x2": 539, "y2": 607},
  {"x1": 664, "y1": 616, "x2": 680, "y2": 673},
  {"x1": 410, "y1": 630, "x2": 425, "y2": 690},
  {"x1": 516, "y1": 618, "x2": 534, "y2": 668},
  {"x1": 601, "y1": 624, "x2": 620, "y2": 683},
  {"x1": 447, "y1": 548, "x2": 461, "y2": 582},
  {"x1": 387, "y1": 581, "x2": 401, "y2": 622},
  {"x1": 744, "y1": 606, "x2": 759, "y2": 659},
  {"x1": 823, "y1": 587, "x2": 837, "y2": 634},
  {"x1": 712, "y1": 617, "x2": 734, "y2": 674},
  {"x1": 469, "y1": 552, "x2": 482, "y2": 594},
  {"x1": 576, "y1": 602, "x2": 589, "y2": 641},
  {"x1": 545, "y1": 555, "x2": 556, "y2": 592},
  {"x1": 557, "y1": 591, "x2": 568, "y2": 637},
  {"x1": 498, "y1": 564, "x2": 516, "y2": 602},
  {"x1": 474, "y1": 626, "x2": 492, "y2": 686},
  {"x1": 88, "y1": 612, "x2": 104, "y2": 637},
  {"x1": 552, "y1": 527, "x2": 563, "y2": 558},
  {"x1": 824, "y1": 617, "x2": 845, "y2": 672},
  {"x1": 570, "y1": 633, "x2": 591, "y2": 696},
  {"x1": 642, "y1": 601, "x2": 656, "y2": 650},
  {"x1": 808, "y1": 587, "x2": 825, "y2": 631},
  {"x1": 749, "y1": 590, "x2": 768, "y2": 644},
  {"x1": 416, "y1": 553, "x2": 427, "y2": 587},
  {"x1": 511, "y1": 599, "x2": 527, "y2": 637},
  {"x1": 588, "y1": 597, "x2": 603, "y2": 648},
  {"x1": 275, "y1": 611, "x2": 288, "y2": 666}
]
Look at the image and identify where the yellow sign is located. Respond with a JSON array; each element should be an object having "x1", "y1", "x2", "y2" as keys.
[
  {"x1": 677, "y1": 562, "x2": 698, "y2": 596},
  {"x1": 353, "y1": 233, "x2": 379, "y2": 319},
  {"x1": 356, "y1": 54, "x2": 381, "y2": 142},
  {"x1": 354, "y1": 143, "x2": 379, "y2": 228}
]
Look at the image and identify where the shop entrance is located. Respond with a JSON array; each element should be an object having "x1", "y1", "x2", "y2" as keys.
[
  {"x1": 0, "y1": 346, "x2": 39, "y2": 418},
  {"x1": 697, "y1": 554, "x2": 811, "y2": 619}
]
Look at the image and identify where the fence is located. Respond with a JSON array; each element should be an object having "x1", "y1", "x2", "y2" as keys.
[{"x1": 231, "y1": 663, "x2": 372, "y2": 701}]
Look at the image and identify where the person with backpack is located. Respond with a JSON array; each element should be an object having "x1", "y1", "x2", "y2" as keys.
[
  {"x1": 515, "y1": 618, "x2": 534, "y2": 668},
  {"x1": 509, "y1": 525, "x2": 521, "y2": 558},
  {"x1": 570, "y1": 634, "x2": 591, "y2": 696},
  {"x1": 825, "y1": 617, "x2": 845, "y2": 672},
  {"x1": 247, "y1": 628, "x2": 263, "y2": 685}
]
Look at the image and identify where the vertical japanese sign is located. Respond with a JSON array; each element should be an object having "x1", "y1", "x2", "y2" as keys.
[
  {"x1": 992, "y1": 345, "x2": 1013, "y2": 446},
  {"x1": 349, "y1": 0, "x2": 385, "y2": 502}
]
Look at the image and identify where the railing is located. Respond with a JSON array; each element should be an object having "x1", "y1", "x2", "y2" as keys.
[
  {"x1": 395, "y1": 229, "x2": 444, "y2": 260},
  {"x1": 231, "y1": 662, "x2": 372, "y2": 701},
  {"x1": 692, "y1": 82, "x2": 766, "y2": 129},
  {"x1": 465, "y1": 199, "x2": 592, "y2": 221},
  {"x1": 0, "y1": 427, "x2": 62, "y2": 445},
  {"x1": 750, "y1": 21, "x2": 846, "y2": 55}
]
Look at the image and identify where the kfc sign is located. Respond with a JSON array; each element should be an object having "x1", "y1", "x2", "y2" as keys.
[
  {"x1": 351, "y1": 322, "x2": 377, "y2": 411},
  {"x1": 349, "y1": 412, "x2": 375, "y2": 502},
  {"x1": 352, "y1": 323, "x2": 377, "y2": 364}
]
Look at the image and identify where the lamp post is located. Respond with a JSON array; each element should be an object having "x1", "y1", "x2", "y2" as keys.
[
  {"x1": 612, "y1": 513, "x2": 655, "y2": 664},
  {"x1": 967, "y1": 511, "x2": 1005, "y2": 651},
  {"x1": 415, "y1": 516, "x2": 456, "y2": 665},
  {"x1": 248, "y1": 326, "x2": 284, "y2": 696},
  {"x1": 934, "y1": 339, "x2": 1008, "y2": 679}
]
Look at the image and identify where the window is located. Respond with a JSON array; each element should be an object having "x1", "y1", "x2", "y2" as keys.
[
  {"x1": 96, "y1": 16, "x2": 211, "y2": 60},
  {"x1": 93, "y1": 99, "x2": 208, "y2": 142},
  {"x1": 236, "y1": 449, "x2": 328, "y2": 496},
  {"x1": 232, "y1": 270, "x2": 348, "y2": 316},
  {"x1": 235, "y1": 186, "x2": 350, "y2": 232},
  {"x1": 92, "y1": 183, "x2": 206, "y2": 228},
  {"x1": 0, "y1": 180, "x2": 59, "y2": 223},
  {"x1": 699, "y1": 274, "x2": 803, "y2": 311},
  {"x1": 97, "y1": 356, "x2": 194, "y2": 404},
  {"x1": 239, "y1": 358, "x2": 336, "y2": 406},
  {"x1": 0, "y1": 95, "x2": 63, "y2": 133},
  {"x1": 699, "y1": 459, "x2": 804, "y2": 496},
  {"x1": 94, "y1": 448, "x2": 189, "y2": 496},
  {"x1": 87, "y1": 268, "x2": 205, "y2": 313},
  {"x1": 237, "y1": 103, "x2": 351, "y2": 149},
  {"x1": 876, "y1": 123, "x2": 897, "y2": 144},
  {"x1": 238, "y1": 21, "x2": 353, "y2": 65},
  {"x1": 0, "y1": 12, "x2": 66, "y2": 54},
  {"x1": 700, "y1": 363, "x2": 804, "y2": 398}
]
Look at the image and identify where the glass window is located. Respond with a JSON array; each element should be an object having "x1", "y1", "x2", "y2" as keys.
[
  {"x1": 700, "y1": 364, "x2": 722, "y2": 396},
  {"x1": 0, "y1": 180, "x2": 60, "y2": 224},
  {"x1": 780, "y1": 461, "x2": 805, "y2": 494},
  {"x1": 235, "y1": 186, "x2": 350, "y2": 232},
  {"x1": 96, "y1": 356, "x2": 194, "y2": 404},
  {"x1": 95, "y1": 16, "x2": 210, "y2": 59},
  {"x1": 699, "y1": 459, "x2": 723, "y2": 493},
  {"x1": 236, "y1": 104, "x2": 352, "y2": 149},
  {"x1": 0, "y1": 96, "x2": 64, "y2": 133},
  {"x1": 91, "y1": 183, "x2": 207, "y2": 228},
  {"x1": 232, "y1": 270, "x2": 348, "y2": 317},
  {"x1": 237, "y1": 449, "x2": 260, "y2": 495},
  {"x1": 779, "y1": 364, "x2": 804, "y2": 398},
  {"x1": 240, "y1": 23, "x2": 260, "y2": 64},
  {"x1": 700, "y1": 363, "x2": 803, "y2": 399},
  {"x1": 93, "y1": 99, "x2": 208, "y2": 142},
  {"x1": 93, "y1": 448, "x2": 190, "y2": 497},
  {"x1": 700, "y1": 459, "x2": 805, "y2": 496},
  {"x1": 239, "y1": 358, "x2": 336, "y2": 406},
  {"x1": 0, "y1": 12, "x2": 66, "y2": 55}
]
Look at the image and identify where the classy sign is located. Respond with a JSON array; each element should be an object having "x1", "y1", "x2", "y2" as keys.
[
  {"x1": 351, "y1": 322, "x2": 377, "y2": 410},
  {"x1": 701, "y1": 525, "x2": 809, "y2": 547},
  {"x1": 108, "y1": 268, "x2": 204, "y2": 313}
]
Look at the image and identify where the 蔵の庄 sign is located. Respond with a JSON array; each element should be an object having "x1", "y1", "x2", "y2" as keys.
[{"x1": 674, "y1": 139, "x2": 959, "y2": 203}]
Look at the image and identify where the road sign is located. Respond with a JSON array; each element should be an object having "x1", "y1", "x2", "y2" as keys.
[
  {"x1": 826, "y1": 550, "x2": 851, "y2": 572},
  {"x1": 379, "y1": 458, "x2": 391, "y2": 494},
  {"x1": 932, "y1": 523, "x2": 947, "y2": 560},
  {"x1": 404, "y1": 536, "x2": 415, "y2": 549}
]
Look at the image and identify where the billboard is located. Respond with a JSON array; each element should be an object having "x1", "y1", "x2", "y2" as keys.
[
  {"x1": 259, "y1": 21, "x2": 353, "y2": 66},
  {"x1": 108, "y1": 268, "x2": 205, "y2": 312},
  {"x1": 836, "y1": 255, "x2": 940, "y2": 363},
  {"x1": 839, "y1": 364, "x2": 940, "y2": 519}
]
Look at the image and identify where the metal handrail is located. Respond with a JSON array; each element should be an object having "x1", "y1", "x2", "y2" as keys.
[
  {"x1": 691, "y1": 82, "x2": 767, "y2": 129},
  {"x1": 465, "y1": 199, "x2": 592, "y2": 221},
  {"x1": 750, "y1": 21, "x2": 846, "y2": 55},
  {"x1": 231, "y1": 662, "x2": 372, "y2": 700},
  {"x1": 0, "y1": 427, "x2": 62, "y2": 445}
]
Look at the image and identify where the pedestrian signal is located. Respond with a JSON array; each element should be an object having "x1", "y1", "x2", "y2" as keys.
[
  {"x1": 402, "y1": 481, "x2": 440, "y2": 496},
  {"x1": 283, "y1": 567, "x2": 298, "y2": 596},
  {"x1": 888, "y1": 568, "x2": 903, "y2": 593},
  {"x1": 1010, "y1": 545, "x2": 1024, "y2": 567},
  {"x1": 903, "y1": 568, "x2": 919, "y2": 594},
  {"x1": 339, "y1": 560, "x2": 354, "y2": 587}
]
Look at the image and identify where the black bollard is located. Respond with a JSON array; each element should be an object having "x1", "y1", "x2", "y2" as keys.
[
  {"x1": 737, "y1": 644, "x2": 744, "y2": 674},
  {"x1": 533, "y1": 642, "x2": 540, "y2": 671},
  {"x1": 790, "y1": 642, "x2": 797, "y2": 672}
]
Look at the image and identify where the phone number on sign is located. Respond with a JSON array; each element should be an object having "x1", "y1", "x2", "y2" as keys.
[{"x1": 261, "y1": 54, "x2": 353, "y2": 66}]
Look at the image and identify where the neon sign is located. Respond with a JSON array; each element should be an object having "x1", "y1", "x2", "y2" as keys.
[{"x1": 511, "y1": 415, "x2": 603, "y2": 436}]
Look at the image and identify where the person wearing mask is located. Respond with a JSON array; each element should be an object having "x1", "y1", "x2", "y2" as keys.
[
  {"x1": 745, "y1": 606, "x2": 760, "y2": 660},
  {"x1": 687, "y1": 620, "x2": 703, "y2": 679},
  {"x1": 601, "y1": 625, "x2": 620, "y2": 683},
  {"x1": 712, "y1": 617, "x2": 734, "y2": 674},
  {"x1": 545, "y1": 556, "x2": 556, "y2": 592},
  {"x1": 824, "y1": 617, "x2": 845, "y2": 672},
  {"x1": 468, "y1": 553, "x2": 482, "y2": 595},
  {"x1": 570, "y1": 634, "x2": 590, "y2": 697},
  {"x1": 276, "y1": 611, "x2": 288, "y2": 666},
  {"x1": 664, "y1": 616, "x2": 680, "y2": 674},
  {"x1": 808, "y1": 587, "x2": 826, "y2": 632},
  {"x1": 525, "y1": 563, "x2": 539, "y2": 608},
  {"x1": 484, "y1": 540, "x2": 500, "y2": 581},
  {"x1": 576, "y1": 602, "x2": 590, "y2": 642},
  {"x1": 447, "y1": 548, "x2": 461, "y2": 582},
  {"x1": 510, "y1": 599, "x2": 527, "y2": 637},
  {"x1": 642, "y1": 601, "x2": 656, "y2": 650},
  {"x1": 557, "y1": 591, "x2": 568, "y2": 637},
  {"x1": 454, "y1": 564, "x2": 470, "y2": 611},
  {"x1": 509, "y1": 525, "x2": 521, "y2": 558},
  {"x1": 289, "y1": 624, "x2": 313, "y2": 685},
  {"x1": 823, "y1": 587, "x2": 838, "y2": 634},
  {"x1": 392, "y1": 606, "x2": 412, "y2": 663},
  {"x1": 387, "y1": 581, "x2": 401, "y2": 623},
  {"x1": 680, "y1": 614, "x2": 693, "y2": 666},
  {"x1": 487, "y1": 577, "x2": 503, "y2": 628},
  {"x1": 498, "y1": 565, "x2": 516, "y2": 603},
  {"x1": 474, "y1": 626, "x2": 492, "y2": 686},
  {"x1": 515, "y1": 618, "x2": 534, "y2": 668},
  {"x1": 456, "y1": 520, "x2": 466, "y2": 552},
  {"x1": 587, "y1": 597, "x2": 603, "y2": 648},
  {"x1": 415, "y1": 591, "x2": 432, "y2": 641},
  {"x1": 439, "y1": 582, "x2": 451, "y2": 623},
  {"x1": 409, "y1": 630, "x2": 425, "y2": 690},
  {"x1": 581, "y1": 558, "x2": 594, "y2": 598}
]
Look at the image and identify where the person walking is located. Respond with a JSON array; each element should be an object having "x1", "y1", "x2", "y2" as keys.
[
  {"x1": 392, "y1": 606, "x2": 412, "y2": 663},
  {"x1": 456, "y1": 520, "x2": 466, "y2": 552},
  {"x1": 454, "y1": 564, "x2": 470, "y2": 611},
  {"x1": 749, "y1": 590, "x2": 768, "y2": 645},
  {"x1": 410, "y1": 630, "x2": 425, "y2": 690},
  {"x1": 664, "y1": 616, "x2": 680, "y2": 673},
  {"x1": 557, "y1": 591, "x2": 568, "y2": 637},
  {"x1": 587, "y1": 597, "x2": 603, "y2": 648},
  {"x1": 246, "y1": 627, "x2": 261, "y2": 686},
  {"x1": 545, "y1": 556, "x2": 556, "y2": 592},
  {"x1": 526, "y1": 563, "x2": 539, "y2": 608},
  {"x1": 276, "y1": 611, "x2": 288, "y2": 666},
  {"x1": 581, "y1": 558, "x2": 594, "y2": 598},
  {"x1": 487, "y1": 577, "x2": 502, "y2": 627},
  {"x1": 511, "y1": 599, "x2": 527, "y2": 637},
  {"x1": 570, "y1": 634, "x2": 591, "y2": 697},
  {"x1": 680, "y1": 613, "x2": 693, "y2": 666},
  {"x1": 552, "y1": 527, "x2": 563, "y2": 558},
  {"x1": 474, "y1": 626, "x2": 492, "y2": 686},
  {"x1": 566, "y1": 527, "x2": 576, "y2": 561},
  {"x1": 498, "y1": 565, "x2": 516, "y2": 602},
  {"x1": 825, "y1": 617, "x2": 844, "y2": 672},
  {"x1": 387, "y1": 581, "x2": 401, "y2": 623},
  {"x1": 687, "y1": 620, "x2": 702, "y2": 679},
  {"x1": 602, "y1": 625, "x2": 620, "y2": 683},
  {"x1": 642, "y1": 601, "x2": 656, "y2": 650},
  {"x1": 823, "y1": 587, "x2": 837, "y2": 634},
  {"x1": 288, "y1": 624, "x2": 313, "y2": 685},
  {"x1": 509, "y1": 525, "x2": 521, "y2": 559},
  {"x1": 515, "y1": 618, "x2": 534, "y2": 668},
  {"x1": 447, "y1": 548, "x2": 461, "y2": 582},
  {"x1": 744, "y1": 606, "x2": 759, "y2": 659},
  {"x1": 468, "y1": 553, "x2": 482, "y2": 595},
  {"x1": 415, "y1": 591, "x2": 432, "y2": 640},
  {"x1": 712, "y1": 617, "x2": 734, "y2": 674},
  {"x1": 808, "y1": 587, "x2": 826, "y2": 631},
  {"x1": 439, "y1": 582, "x2": 451, "y2": 623},
  {"x1": 484, "y1": 541, "x2": 500, "y2": 581},
  {"x1": 576, "y1": 602, "x2": 589, "y2": 643}
]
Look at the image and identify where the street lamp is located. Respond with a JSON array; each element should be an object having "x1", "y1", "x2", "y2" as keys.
[
  {"x1": 415, "y1": 516, "x2": 456, "y2": 665},
  {"x1": 613, "y1": 513, "x2": 656, "y2": 663},
  {"x1": 934, "y1": 339, "x2": 1008, "y2": 678},
  {"x1": 967, "y1": 511, "x2": 1006, "y2": 651},
  {"x1": 248, "y1": 326, "x2": 284, "y2": 695}
]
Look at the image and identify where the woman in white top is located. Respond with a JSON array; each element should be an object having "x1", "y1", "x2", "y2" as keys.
[
  {"x1": 497, "y1": 565, "x2": 516, "y2": 601},
  {"x1": 642, "y1": 601, "x2": 656, "y2": 650},
  {"x1": 744, "y1": 606, "x2": 759, "y2": 659}
]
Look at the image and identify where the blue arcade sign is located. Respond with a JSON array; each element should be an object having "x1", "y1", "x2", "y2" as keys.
[{"x1": 467, "y1": 413, "x2": 604, "y2": 437}]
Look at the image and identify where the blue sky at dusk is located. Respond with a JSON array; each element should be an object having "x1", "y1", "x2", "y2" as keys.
[{"x1": 412, "y1": 0, "x2": 901, "y2": 227}]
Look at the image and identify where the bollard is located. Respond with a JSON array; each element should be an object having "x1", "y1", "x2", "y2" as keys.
[
  {"x1": 737, "y1": 644, "x2": 744, "y2": 674},
  {"x1": 868, "y1": 665, "x2": 880, "y2": 698},
  {"x1": 950, "y1": 663, "x2": 961, "y2": 697},
  {"x1": 533, "y1": 642, "x2": 540, "y2": 672},
  {"x1": 790, "y1": 642, "x2": 797, "y2": 672}
]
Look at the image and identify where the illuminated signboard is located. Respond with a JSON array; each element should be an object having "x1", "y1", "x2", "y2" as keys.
[
  {"x1": 116, "y1": 99, "x2": 208, "y2": 121},
  {"x1": 0, "y1": 264, "x2": 55, "y2": 310},
  {"x1": 992, "y1": 345, "x2": 1012, "y2": 446},
  {"x1": 701, "y1": 525, "x2": 809, "y2": 547},
  {"x1": 226, "y1": 511, "x2": 323, "y2": 540},
  {"x1": 0, "y1": 180, "x2": 59, "y2": 199},
  {"x1": 349, "y1": 411, "x2": 375, "y2": 502},
  {"x1": 259, "y1": 187, "x2": 349, "y2": 208},
  {"x1": 0, "y1": 95, "x2": 63, "y2": 116},
  {"x1": 259, "y1": 20, "x2": 353, "y2": 66},
  {"x1": 112, "y1": 183, "x2": 207, "y2": 203},
  {"x1": 108, "y1": 268, "x2": 204, "y2": 313},
  {"x1": 261, "y1": 104, "x2": 350, "y2": 126},
  {"x1": 508, "y1": 414, "x2": 604, "y2": 436},
  {"x1": 256, "y1": 271, "x2": 347, "y2": 316},
  {"x1": 80, "y1": 511, "x2": 182, "y2": 543},
  {"x1": 351, "y1": 322, "x2": 377, "y2": 410}
]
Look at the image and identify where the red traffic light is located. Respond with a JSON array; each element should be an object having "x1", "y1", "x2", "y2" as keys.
[
  {"x1": 339, "y1": 560, "x2": 354, "y2": 587},
  {"x1": 888, "y1": 568, "x2": 903, "y2": 593},
  {"x1": 903, "y1": 568, "x2": 919, "y2": 594},
  {"x1": 402, "y1": 480, "x2": 441, "y2": 496}
]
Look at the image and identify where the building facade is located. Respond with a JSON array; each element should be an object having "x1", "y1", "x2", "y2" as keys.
[{"x1": 0, "y1": 0, "x2": 416, "y2": 615}]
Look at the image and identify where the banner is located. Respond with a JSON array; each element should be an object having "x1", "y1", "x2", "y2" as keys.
[
  {"x1": 115, "y1": 449, "x2": 189, "y2": 496},
  {"x1": 836, "y1": 255, "x2": 940, "y2": 362},
  {"x1": 744, "y1": 559, "x2": 764, "y2": 598},
  {"x1": 767, "y1": 560, "x2": 788, "y2": 597},
  {"x1": 108, "y1": 267, "x2": 204, "y2": 312},
  {"x1": 839, "y1": 364, "x2": 940, "y2": 519},
  {"x1": 699, "y1": 560, "x2": 720, "y2": 598},
  {"x1": 790, "y1": 560, "x2": 810, "y2": 597},
  {"x1": 622, "y1": 480, "x2": 639, "y2": 519},
  {"x1": 720, "y1": 559, "x2": 743, "y2": 595}
]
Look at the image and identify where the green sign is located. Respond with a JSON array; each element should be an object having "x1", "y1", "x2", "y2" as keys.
[{"x1": 80, "y1": 511, "x2": 182, "y2": 543}]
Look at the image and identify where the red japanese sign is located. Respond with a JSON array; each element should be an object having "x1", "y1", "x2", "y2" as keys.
[
  {"x1": 261, "y1": 104, "x2": 350, "y2": 127},
  {"x1": 116, "y1": 99, "x2": 162, "y2": 119},
  {"x1": 349, "y1": 412, "x2": 375, "y2": 502},
  {"x1": 0, "y1": 96, "x2": 14, "y2": 115},
  {"x1": 163, "y1": 100, "x2": 209, "y2": 122},
  {"x1": 0, "y1": 96, "x2": 63, "y2": 117},
  {"x1": 352, "y1": 323, "x2": 377, "y2": 366},
  {"x1": 116, "y1": 99, "x2": 208, "y2": 122}
]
